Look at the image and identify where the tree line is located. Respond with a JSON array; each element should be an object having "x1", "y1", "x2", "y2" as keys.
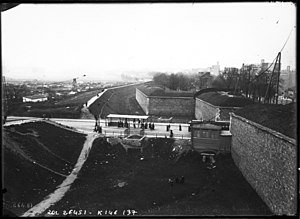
[
  {"x1": 211, "y1": 64, "x2": 283, "y2": 103},
  {"x1": 152, "y1": 72, "x2": 209, "y2": 91},
  {"x1": 152, "y1": 63, "x2": 284, "y2": 104}
]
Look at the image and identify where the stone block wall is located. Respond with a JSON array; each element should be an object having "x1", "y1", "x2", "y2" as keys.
[
  {"x1": 136, "y1": 88, "x2": 194, "y2": 117},
  {"x1": 219, "y1": 108, "x2": 240, "y2": 121},
  {"x1": 136, "y1": 89, "x2": 149, "y2": 115},
  {"x1": 195, "y1": 98, "x2": 241, "y2": 121},
  {"x1": 148, "y1": 96, "x2": 194, "y2": 117},
  {"x1": 230, "y1": 113, "x2": 297, "y2": 215},
  {"x1": 195, "y1": 98, "x2": 218, "y2": 120}
]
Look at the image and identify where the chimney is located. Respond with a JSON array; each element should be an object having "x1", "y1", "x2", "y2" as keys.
[
  {"x1": 261, "y1": 59, "x2": 265, "y2": 64},
  {"x1": 287, "y1": 66, "x2": 290, "y2": 71}
]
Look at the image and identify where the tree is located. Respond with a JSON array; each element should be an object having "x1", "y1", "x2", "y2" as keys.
[
  {"x1": 153, "y1": 73, "x2": 169, "y2": 88},
  {"x1": 211, "y1": 68, "x2": 239, "y2": 90},
  {"x1": 169, "y1": 73, "x2": 179, "y2": 90}
]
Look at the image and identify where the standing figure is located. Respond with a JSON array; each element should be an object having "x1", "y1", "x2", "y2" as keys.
[
  {"x1": 180, "y1": 176, "x2": 185, "y2": 184},
  {"x1": 170, "y1": 130, "x2": 173, "y2": 138}
]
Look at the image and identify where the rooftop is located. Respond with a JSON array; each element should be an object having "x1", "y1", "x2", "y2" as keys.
[
  {"x1": 195, "y1": 91, "x2": 253, "y2": 107},
  {"x1": 233, "y1": 103, "x2": 297, "y2": 139},
  {"x1": 23, "y1": 94, "x2": 48, "y2": 100},
  {"x1": 137, "y1": 85, "x2": 194, "y2": 97}
]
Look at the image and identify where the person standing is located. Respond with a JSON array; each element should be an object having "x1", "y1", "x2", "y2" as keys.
[{"x1": 170, "y1": 130, "x2": 173, "y2": 138}]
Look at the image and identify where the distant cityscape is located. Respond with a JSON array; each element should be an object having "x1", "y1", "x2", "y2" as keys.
[{"x1": 3, "y1": 58, "x2": 296, "y2": 107}]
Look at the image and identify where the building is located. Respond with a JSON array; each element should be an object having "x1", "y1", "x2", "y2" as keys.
[
  {"x1": 210, "y1": 62, "x2": 220, "y2": 76},
  {"x1": 194, "y1": 90, "x2": 253, "y2": 122},
  {"x1": 136, "y1": 85, "x2": 195, "y2": 117},
  {"x1": 22, "y1": 94, "x2": 48, "y2": 103},
  {"x1": 260, "y1": 59, "x2": 281, "y2": 72},
  {"x1": 230, "y1": 103, "x2": 297, "y2": 215},
  {"x1": 190, "y1": 120, "x2": 231, "y2": 153},
  {"x1": 197, "y1": 72, "x2": 213, "y2": 90},
  {"x1": 280, "y1": 66, "x2": 296, "y2": 90}
]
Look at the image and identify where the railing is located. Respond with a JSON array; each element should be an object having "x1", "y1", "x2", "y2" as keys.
[{"x1": 100, "y1": 130, "x2": 190, "y2": 139}]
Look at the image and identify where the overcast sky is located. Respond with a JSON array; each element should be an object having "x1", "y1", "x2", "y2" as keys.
[{"x1": 1, "y1": 3, "x2": 296, "y2": 81}]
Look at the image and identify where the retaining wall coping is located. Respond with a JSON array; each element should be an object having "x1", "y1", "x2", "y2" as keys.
[
  {"x1": 230, "y1": 113, "x2": 296, "y2": 145},
  {"x1": 136, "y1": 88, "x2": 149, "y2": 98},
  {"x1": 137, "y1": 88, "x2": 194, "y2": 99}
]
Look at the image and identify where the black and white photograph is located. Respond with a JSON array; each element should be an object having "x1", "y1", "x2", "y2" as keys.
[{"x1": 1, "y1": 2, "x2": 297, "y2": 217}]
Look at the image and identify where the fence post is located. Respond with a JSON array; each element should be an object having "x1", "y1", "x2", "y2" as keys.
[{"x1": 113, "y1": 131, "x2": 114, "y2": 137}]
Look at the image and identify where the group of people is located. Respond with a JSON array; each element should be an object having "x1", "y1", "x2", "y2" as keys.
[
  {"x1": 94, "y1": 124, "x2": 102, "y2": 133},
  {"x1": 139, "y1": 122, "x2": 155, "y2": 130},
  {"x1": 117, "y1": 120, "x2": 128, "y2": 128},
  {"x1": 168, "y1": 176, "x2": 185, "y2": 187},
  {"x1": 115, "y1": 118, "x2": 156, "y2": 130}
]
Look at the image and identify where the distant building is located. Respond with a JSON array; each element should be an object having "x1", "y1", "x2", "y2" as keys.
[
  {"x1": 197, "y1": 72, "x2": 213, "y2": 90},
  {"x1": 22, "y1": 94, "x2": 48, "y2": 103},
  {"x1": 280, "y1": 66, "x2": 296, "y2": 90},
  {"x1": 210, "y1": 62, "x2": 220, "y2": 76},
  {"x1": 260, "y1": 59, "x2": 281, "y2": 72},
  {"x1": 194, "y1": 90, "x2": 253, "y2": 122}
]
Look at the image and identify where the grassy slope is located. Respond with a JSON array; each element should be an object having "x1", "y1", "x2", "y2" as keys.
[
  {"x1": 9, "y1": 89, "x2": 103, "y2": 119},
  {"x1": 235, "y1": 103, "x2": 297, "y2": 139},
  {"x1": 55, "y1": 89, "x2": 102, "y2": 106},
  {"x1": 45, "y1": 138, "x2": 271, "y2": 216},
  {"x1": 3, "y1": 122, "x2": 86, "y2": 216}
]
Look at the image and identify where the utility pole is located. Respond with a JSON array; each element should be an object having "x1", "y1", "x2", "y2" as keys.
[
  {"x1": 264, "y1": 52, "x2": 281, "y2": 104},
  {"x1": 275, "y1": 52, "x2": 281, "y2": 104},
  {"x1": 2, "y1": 76, "x2": 8, "y2": 124}
]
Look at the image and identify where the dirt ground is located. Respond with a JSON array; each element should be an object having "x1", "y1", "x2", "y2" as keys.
[
  {"x1": 2, "y1": 122, "x2": 86, "y2": 216},
  {"x1": 43, "y1": 137, "x2": 272, "y2": 217}
]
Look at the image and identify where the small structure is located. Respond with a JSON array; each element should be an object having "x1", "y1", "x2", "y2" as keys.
[
  {"x1": 121, "y1": 134, "x2": 146, "y2": 153},
  {"x1": 22, "y1": 94, "x2": 48, "y2": 103},
  {"x1": 190, "y1": 120, "x2": 231, "y2": 153}
]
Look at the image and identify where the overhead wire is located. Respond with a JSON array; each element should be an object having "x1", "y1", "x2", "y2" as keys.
[{"x1": 248, "y1": 25, "x2": 295, "y2": 83}]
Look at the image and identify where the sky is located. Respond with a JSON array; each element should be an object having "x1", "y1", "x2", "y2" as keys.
[{"x1": 1, "y1": 2, "x2": 296, "y2": 81}]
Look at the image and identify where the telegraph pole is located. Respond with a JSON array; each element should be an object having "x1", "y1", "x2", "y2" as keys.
[
  {"x1": 264, "y1": 52, "x2": 281, "y2": 104},
  {"x1": 275, "y1": 52, "x2": 281, "y2": 104}
]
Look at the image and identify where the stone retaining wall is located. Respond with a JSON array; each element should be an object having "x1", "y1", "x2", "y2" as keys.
[
  {"x1": 195, "y1": 98, "x2": 241, "y2": 121},
  {"x1": 230, "y1": 113, "x2": 297, "y2": 215},
  {"x1": 136, "y1": 89, "x2": 149, "y2": 114},
  {"x1": 195, "y1": 98, "x2": 217, "y2": 120},
  {"x1": 136, "y1": 89, "x2": 195, "y2": 117}
]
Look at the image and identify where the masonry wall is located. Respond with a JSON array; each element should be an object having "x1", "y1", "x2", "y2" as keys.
[
  {"x1": 136, "y1": 89, "x2": 194, "y2": 117},
  {"x1": 230, "y1": 114, "x2": 297, "y2": 215},
  {"x1": 195, "y1": 98, "x2": 218, "y2": 120},
  {"x1": 148, "y1": 96, "x2": 195, "y2": 117},
  {"x1": 195, "y1": 98, "x2": 241, "y2": 121},
  {"x1": 219, "y1": 108, "x2": 240, "y2": 121},
  {"x1": 136, "y1": 89, "x2": 149, "y2": 115}
]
